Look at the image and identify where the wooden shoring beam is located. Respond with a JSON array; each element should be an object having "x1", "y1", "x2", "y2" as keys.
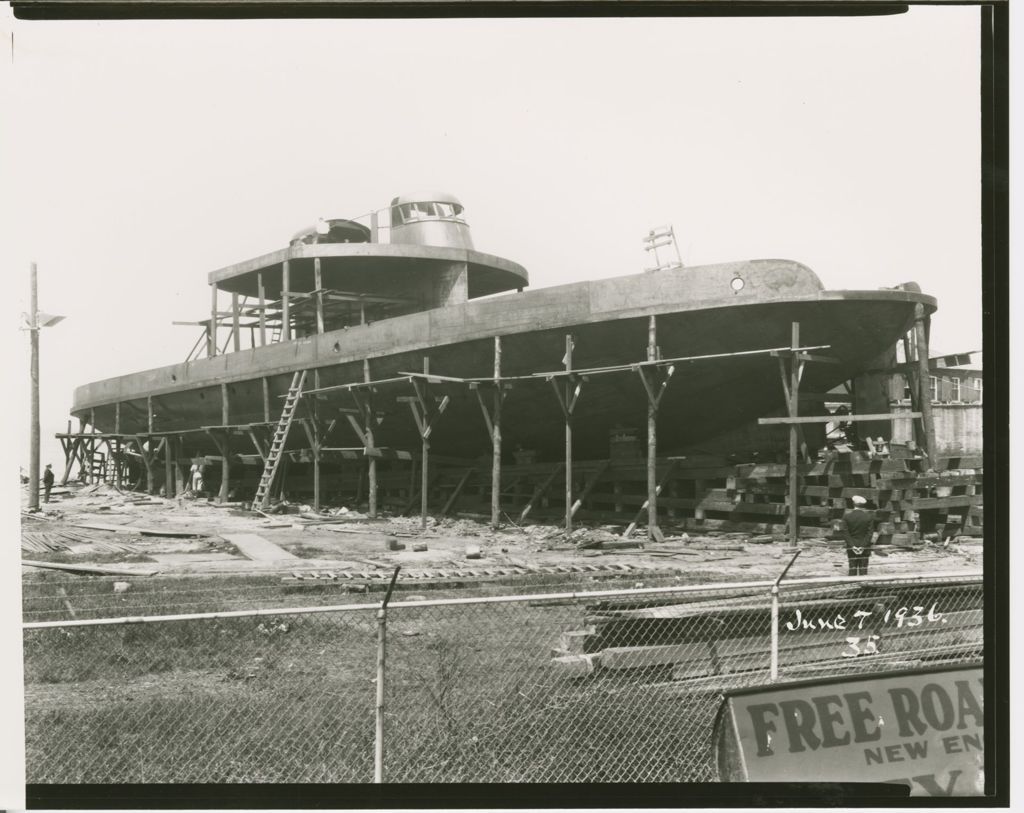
[
  {"x1": 570, "y1": 459, "x2": 610, "y2": 519},
  {"x1": 440, "y1": 467, "x2": 476, "y2": 516},
  {"x1": 248, "y1": 426, "x2": 270, "y2": 463},
  {"x1": 262, "y1": 377, "x2": 271, "y2": 423},
  {"x1": 780, "y1": 323, "x2": 802, "y2": 548},
  {"x1": 164, "y1": 435, "x2": 175, "y2": 497},
  {"x1": 549, "y1": 335, "x2": 580, "y2": 534},
  {"x1": 404, "y1": 358, "x2": 451, "y2": 528},
  {"x1": 638, "y1": 315, "x2": 673, "y2": 540},
  {"x1": 172, "y1": 437, "x2": 184, "y2": 495},
  {"x1": 758, "y1": 412, "x2": 922, "y2": 426},
  {"x1": 359, "y1": 359, "x2": 378, "y2": 517},
  {"x1": 220, "y1": 384, "x2": 230, "y2": 503},
  {"x1": 470, "y1": 336, "x2": 507, "y2": 529},
  {"x1": 132, "y1": 435, "x2": 166, "y2": 495},
  {"x1": 204, "y1": 429, "x2": 231, "y2": 503},
  {"x1": 114, "y1": 401, "x2": 121, "y2": 435},
  {"x1": 914, "y1": 303, "x2": 936, "y2": 465},
  {"x1": 59, "y1": 436, "x2": 84, "y2": 486},
  {"x1": 535, "y1": 343, "x2": 832, "y2": 382},
  {"x1": 622, "y1": 460, "x2": 680, "y2": 538},
  {"x1": 519, "y1": 464, "x2": 564, "y2": 522}
]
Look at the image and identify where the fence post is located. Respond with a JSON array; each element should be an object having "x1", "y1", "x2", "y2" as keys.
[
  {"x1": 770, "y1": 550, "x2": 802, "y2": 683},
  {"x1": 374, "y1": 566, "x2": 401, "y2": 783}
]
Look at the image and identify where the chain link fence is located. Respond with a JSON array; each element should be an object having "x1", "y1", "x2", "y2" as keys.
[{"x1": 23, "y1": 570, "x2": 982, "y2": 784}]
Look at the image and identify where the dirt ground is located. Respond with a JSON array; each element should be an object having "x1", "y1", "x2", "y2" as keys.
[{"x1": 21, "y1": 482, "x2": 982, "y2": 589}]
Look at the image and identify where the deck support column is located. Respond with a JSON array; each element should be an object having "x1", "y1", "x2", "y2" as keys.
[
  {"x1": 231, "y1": 293, "x2": 241, "y2": 352},
  {"x1": 262, "y1": 377, "x2": 271, "y2": 423},
  {"x1": 257, "y1": 272, "x2": 267, "y2": 346},
  {"x1": 914, "y1": 303, "x2": 936, "y2": 466},
  {"x1": 282, "y1": 260, "x2": 292, "y2": 341}
]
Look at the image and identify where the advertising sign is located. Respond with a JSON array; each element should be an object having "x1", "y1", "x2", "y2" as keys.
[{"x1": 714, "y1": 663, "x2": 983, "y2": 796}]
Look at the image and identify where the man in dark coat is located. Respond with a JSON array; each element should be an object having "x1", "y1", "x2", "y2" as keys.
[
  {"x1": 42, "y1": 464, "x2": 55, "y2": 503},
  {"x1": 843, "y1": 495, "x2": 874, "y2": 575}
]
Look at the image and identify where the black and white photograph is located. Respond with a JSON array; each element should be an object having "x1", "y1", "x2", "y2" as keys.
[{"x1": 1, "y1": 1, "x2": 1007, "y2": 806}]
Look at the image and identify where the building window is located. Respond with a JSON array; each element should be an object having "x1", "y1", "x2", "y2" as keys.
[
  {"x1": 975, "y1": 377, "x2": 982, "y2": 401},
  {"x1": 929, "y1": 376, "x2": 938, "y2": 401},
  {"x1": 950, "y1": 377, "x2": 961, "y2": 401}
]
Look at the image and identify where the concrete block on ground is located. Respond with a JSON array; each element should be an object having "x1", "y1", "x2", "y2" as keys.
[{"x1": 551, "y1": 653, "x2": 601, "y2": 677}]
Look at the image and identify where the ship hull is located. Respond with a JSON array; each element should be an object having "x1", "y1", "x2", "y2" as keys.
[{"x1": 72, "y1": 260, "x2": 935, "y2": 461}]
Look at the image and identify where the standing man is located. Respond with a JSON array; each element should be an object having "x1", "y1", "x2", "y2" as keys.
[
  {"x1": 42, "y1": 463, "x2": 55, "y2": 503},
  {"x1": 843, "y1": 494, "x2": 874, "y2": 575}
]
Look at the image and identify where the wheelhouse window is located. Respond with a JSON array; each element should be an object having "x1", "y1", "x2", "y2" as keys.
[
  {"x1": 929, "y1": 376, "x2": 938, "y2": 401},
  {"x1": 950, "y1": 377, "x2": 961, "y2": 401},
  {"x1": 392, "y1": 200, "x2": 466, "y2": 225}
]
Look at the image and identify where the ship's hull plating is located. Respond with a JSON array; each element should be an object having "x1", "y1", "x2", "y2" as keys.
[{"x1": 72, "y1": 261, "x2": 935, "y2": 461}]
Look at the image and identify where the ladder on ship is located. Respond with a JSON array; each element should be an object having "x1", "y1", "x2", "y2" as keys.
[{"x1": 251, "y1": 370, "x2": 307, "y2": 510}]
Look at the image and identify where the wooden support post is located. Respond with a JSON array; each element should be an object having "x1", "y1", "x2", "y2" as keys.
[
  {"x1": 401, "y1": 357, "x2": 450, "y2": 529},
  {"x1": 491, "y1": 337, "x2": 503, "y2": 529},
  {"x1": 914, "y1": 303, "x2": 936, "y2": 466},
  {"x1": 164, "y1": 435, "x2": 175, "y2": 498},
  {"x1": 364, "y1": 359, "x2": 378, "y2": 519},
  {"x1": 262, "y1": 377, "x2": 271, "y2": 423},
  {"x1": 209, "y1": 283, "x2": 218, "y2": 357},
  {"x1": 420, "y1": 357, "x2": 430, "y2": 529},
  {"x1": 788, "y1": 322, "x2": 801, "y2": 548},
  {"x1": 114, "y1": 438, "x2": 123, "y2": 490},
  {"x1": 114, "y1": 402, "x2": 121, "y2": 434},
  {"x1": 231, "y1": 293, "x2": 241, "y2": 352},
  {"x1": 646, "y1": 316, "x2": 658, "y2": 540},
  {"x1": 313, "y1": 370, "x2": 321, "y2": 511},
  {"x1": 147, "y1": 396, "x2": 154, "y2": 434},
  {"x1": 257, "y1": 271, "x2": 267, "y2": 346},
  {"x1": 282, "y1": 260, "x2": 292, "y2": 341},
  {"x1": 173, "y1": 437, "x2": 184, "y2": 495},
  {"x1": 220, "y1": 384, "x2": 230, "y2": 503},
  {"x1": 563, "y1": 335, "x2": 573, "y2": 535},
  {"x1": 314, "y1": 257, "x2": 325, "y2": 335}
]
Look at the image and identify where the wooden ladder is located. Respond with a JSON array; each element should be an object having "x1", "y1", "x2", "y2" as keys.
[{"x1": 251, "y1": 370, "x2": 307, "y2": 510}]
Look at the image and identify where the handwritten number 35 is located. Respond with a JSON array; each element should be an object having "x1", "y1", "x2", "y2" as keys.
[{"x1": 842, "y1": 635, "x2": 880, "y2": 657}]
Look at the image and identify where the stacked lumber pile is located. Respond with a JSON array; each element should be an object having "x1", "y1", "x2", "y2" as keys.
[
  {"x1": 20, "y1": 528, "x2": 140, "y2": 555},
  {"x1": 551, "y1": 577, "x2": 983, "y2": 679},
  {"x1": 723, "y1": 452, "x2": 983, "y2": 544}
]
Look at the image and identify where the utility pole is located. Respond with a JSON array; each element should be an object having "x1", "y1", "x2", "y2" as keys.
[
  {"x1": 28, "y1": 262, "x2": 39, "y2": 511},
  {"x1": 26, "y1": 263, "x2": 64, "y2": 512}
]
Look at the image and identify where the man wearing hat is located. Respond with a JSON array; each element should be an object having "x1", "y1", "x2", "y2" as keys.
[{"x1": 843, "y1": 495, "x2": 875, "y2": 575}]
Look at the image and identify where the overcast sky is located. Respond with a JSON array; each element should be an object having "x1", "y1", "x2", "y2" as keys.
[
  {"x1": 0, "y1": 6, "x2": 994, "y2": 803},
  {"x1": 0, "y1": 8, "x2": 983, "y2": 472}
]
